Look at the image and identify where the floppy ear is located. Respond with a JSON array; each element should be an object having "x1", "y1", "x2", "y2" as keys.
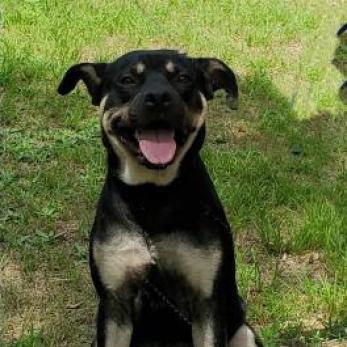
[
  {"x1": 57, "y1": 63, "x2": 107, "y2": 105},
  {"x1": 195, "y1": 58, "x2": 239, "y2": 110}
]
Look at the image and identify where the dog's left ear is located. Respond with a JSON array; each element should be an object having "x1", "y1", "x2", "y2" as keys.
[
  {"x1": 57, "y1": 63, "x2": 107, "y2": 106},
  {"x1": 195, "y1": 58, "x2": 239, "y2": 110}
]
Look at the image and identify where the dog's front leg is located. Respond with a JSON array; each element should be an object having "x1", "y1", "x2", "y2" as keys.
[
  {"x1": 192, "y1": 298, "x2": 227, "y2": 347},
  {"x1": 91, "y1": 231, "x2": 152, "y2": 347},
  {"x1": 95, "y1": 293, "x2": 134, "y2": 347}
]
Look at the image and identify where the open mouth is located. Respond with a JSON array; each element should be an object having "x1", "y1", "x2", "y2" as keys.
[{"x1": 111, "y1": 119, "x2": 189, "y2": 169}]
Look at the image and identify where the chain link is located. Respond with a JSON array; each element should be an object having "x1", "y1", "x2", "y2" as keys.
[
  {"x1": 143, "y1": 279, "x2": 192, "y2": 326},
  {"x1": 139, "y1": 228, "x2": 192, "y2": 327}
]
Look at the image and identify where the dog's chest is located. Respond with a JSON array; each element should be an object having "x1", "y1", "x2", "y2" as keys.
[
  {"x1": 149, "y1": 233, "x2": 222, "y2": 298},
  {"x1": 94, "y1": 226, "x2": 222, "y2": 299}
]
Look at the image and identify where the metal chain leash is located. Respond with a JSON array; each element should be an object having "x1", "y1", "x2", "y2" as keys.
[
  {"x1": 137, "y1": 202, "x2": 229, "y2": 328},
  {"x1": 143, "y1": 279, "x2": 192, "y2": 326},
  {"x1": 139, "y1": 229, "x2": 192, "y2": 327}
]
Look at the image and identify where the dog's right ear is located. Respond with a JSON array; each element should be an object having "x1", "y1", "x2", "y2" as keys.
[
  {"x1": 57, "y1": 63, "x2": 107, "y2": 105},
  {"x1": 195, "y1": 58, "x2": 239, "y2": 110}
]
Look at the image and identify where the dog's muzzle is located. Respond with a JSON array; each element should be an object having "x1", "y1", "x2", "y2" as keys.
[{"x1": 112, "y1": 87, "x2": 189, "y2": 168}]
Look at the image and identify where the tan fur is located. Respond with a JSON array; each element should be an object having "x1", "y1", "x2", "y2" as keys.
[
  {"x1": 99, "y1": 94, "x2": 109, "y2": 115},
  {"x1": 135, "y1": 61, "x2": 145, "y2": 74},
  {"x1": 193, "y1": 320, "x2": 215, "y2": 347},
  {"x1": 93, "y1": 231, "x2": 152, "y2": 292},
  {"x1": 100, "y1": 93, "x2": 207, "y2": 186},
  {"x1": 229, "y1": 325, "x2": 257, "y2": 347},
  {"x1": 105, "y1": 319, "x2": 132, "y2": 347},
  {"x1": 165, "y1": 60, "x2": 175, "y2": 73},
  {"x1": 154, "y1": 232, "x2": 221, "y2": 297}
]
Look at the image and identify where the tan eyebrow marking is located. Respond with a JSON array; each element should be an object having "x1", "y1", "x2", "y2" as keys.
[
  {"x1": 135, "y1": 62, "x2": 145, "y2": 74},
  {"x1": 165, "y1": 60, "x2": 175, "y2": 73}
]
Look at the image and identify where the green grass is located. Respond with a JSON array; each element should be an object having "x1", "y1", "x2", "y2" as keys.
[{"x1": 1, "y1": 1, "x2": 346, "y2": 346}]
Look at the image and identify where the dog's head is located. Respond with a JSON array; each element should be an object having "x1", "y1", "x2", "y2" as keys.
[{"x1": 58, "y1": 50, "x2": 238, "y2": 185}]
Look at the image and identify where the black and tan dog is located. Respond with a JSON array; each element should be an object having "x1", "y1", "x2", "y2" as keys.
[
  {"x1": 333, "y1": 23, "x2": 347, "y2": 104},
  {"x1": 58, "y1": 50, "x2": 263, "y2": 347}
]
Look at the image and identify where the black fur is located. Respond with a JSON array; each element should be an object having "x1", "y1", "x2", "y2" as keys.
[{"x1": 58, "y1": 50, "x2": 263, "y2": 347}]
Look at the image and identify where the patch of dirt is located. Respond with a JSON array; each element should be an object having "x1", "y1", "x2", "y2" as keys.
[
  {"x1": 1, "y1": 261, "x2": 49, "y2": 341},
  {"x1": 279, "y1": 251, "x2": 327, "y2": 282},
  {"x1": 229, "y1": 120, "x2": 263, "y2": 144},
  {"x1": 235, "y1": 228, "x2": 277, "y2": 293},
  {"x1": 1, "y1": 251, "x2": 94, "y2": 344},
  {"x1": 301, "y1": 312, "x2": 326, "y2": 331},
  {"x1": 281, "y1": 341, "x2": 347, "y2": 347},
  {"x1": 0, "y1": 258, "x2": 23, "y2": 286},
  {"x1": 207, "y1": 108, "x2": 265, "y2": 148},
  {"x1": 322, "y1": 340, "x2": 347, "y2": 347},
  {"x1": 206, "y1": 99, "x2": 290, "y2": 155},
  {"x1": 55, "y1": 220, "x2": 79, "y2": 243},
  {"x1": 285, "y1": 40, "x2": 304, "y2": 58},
  {"x1": 235, "y1": 228, "x2": 264, "y2": 261}
]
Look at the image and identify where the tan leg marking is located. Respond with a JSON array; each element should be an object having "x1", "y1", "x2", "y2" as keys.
[
  {"x1": 229, "y1": 325, "x2": 257, "y2": 347},
  {"x1": 105, "y1": 319, "x2": 132, "y2": 347}
]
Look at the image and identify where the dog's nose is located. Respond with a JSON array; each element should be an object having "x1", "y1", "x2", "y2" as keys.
[{"x1": 144, "y1": 91, "x2": 172, "y2": 109}]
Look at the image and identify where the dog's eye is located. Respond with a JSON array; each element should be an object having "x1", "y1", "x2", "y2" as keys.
[
  {"x1": 177, "y1": 73, "x2": 191, "y2": 83},
  {"x1": 119, "y1": 75, "x2": 136, "y2": 86}
]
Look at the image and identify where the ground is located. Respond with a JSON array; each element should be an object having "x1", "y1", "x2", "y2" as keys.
[{"x1": 0, "y1": 1, "x2": 346, "y2": 346}]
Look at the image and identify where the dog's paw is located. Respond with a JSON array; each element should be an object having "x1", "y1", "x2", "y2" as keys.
[{"x1": 229, "y1": 324, "x2": 263, "y2": 347}]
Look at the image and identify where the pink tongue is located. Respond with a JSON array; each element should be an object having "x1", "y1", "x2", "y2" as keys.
[{"x1": 137, "y1": 129, "x2": 176, "y2": 165}]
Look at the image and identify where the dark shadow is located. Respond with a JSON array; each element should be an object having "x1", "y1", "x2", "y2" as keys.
[
  {"x1": 207, "y1": 70, "x2": 346, "y2": 224},
  {"x1": 204, "y1": 64, "x2": 346, "y2": 345},
  {"x1": 280, "y1": 317, "x2": 347, "y2": 346}
]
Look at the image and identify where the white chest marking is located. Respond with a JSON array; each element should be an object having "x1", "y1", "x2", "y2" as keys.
[
  {"x1": 93, "y1": 231, "x2": 152, "y2": 292},
  {"x1": 155, "y1": 234, "x2": 221, "y2": 298}
]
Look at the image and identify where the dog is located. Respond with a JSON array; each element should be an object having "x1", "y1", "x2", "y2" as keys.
[
  {"x1": 333, "y1": 23, "x2": 347, "y2": 104},
  {"x1": 58, "y1": 49, "x2": 263, "y2": 347}
]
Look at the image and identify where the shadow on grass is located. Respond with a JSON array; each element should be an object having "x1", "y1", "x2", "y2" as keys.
[
  {"x1": 244, "y1": 76, "x2": 345, "y2": 346},
  {"x1": 207, "y1": 71, "x2": 346, "y2": 346},
  {"x1": 280, "y1": 317, "x2": 347, "y2": 346},
  {"x1": 208, "y1": 69, "x2": 346, "y2": 244}
]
